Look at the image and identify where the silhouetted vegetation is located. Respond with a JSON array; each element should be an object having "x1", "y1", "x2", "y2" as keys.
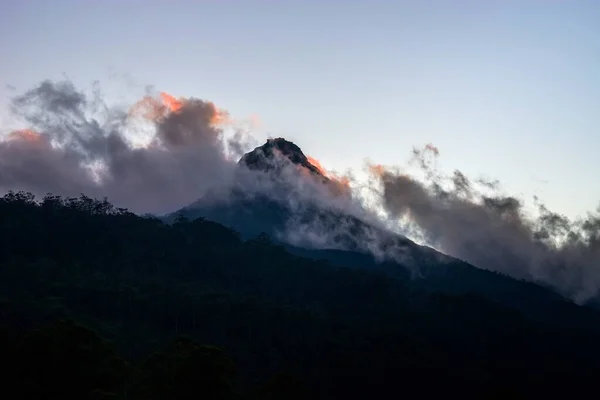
[{"x1": 1, "y1": 191, "x2": 600, "y2": 399}]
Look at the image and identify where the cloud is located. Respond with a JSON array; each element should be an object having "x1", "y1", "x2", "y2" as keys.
[
  {"x1": 0, "y1": 80, "x2": 384, "y2": 257},
  {"x1": 3, "y1": 79, "x2": 599, "y2": 304},
  {"x1": 369, "y1": 145, "x2": 600, "y2": 303},
  {"x1": 0, "y1": 79, "x2": 241, "y2": 214}
]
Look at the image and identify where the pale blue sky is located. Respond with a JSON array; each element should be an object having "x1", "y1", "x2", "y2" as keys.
[{"x1": 1, "y1": 0, "x2": 599, "y2": 219}]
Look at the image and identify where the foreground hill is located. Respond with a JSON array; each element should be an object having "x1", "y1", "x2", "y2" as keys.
[{"x1": 1, "y1": 191, "x2": 600, "y2": 398}]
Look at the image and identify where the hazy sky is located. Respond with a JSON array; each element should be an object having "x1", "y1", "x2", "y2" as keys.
[{"x1": 1, "y1": 0, "x2": 599, "y2": 220}]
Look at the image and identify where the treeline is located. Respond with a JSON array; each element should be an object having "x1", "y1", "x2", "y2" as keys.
[
  {"x1": 2, "y1": 320, "x2": 240, "y2": 399},
  {"x1": 1, "y1": 191, "x2": 599, "y2": 399}
]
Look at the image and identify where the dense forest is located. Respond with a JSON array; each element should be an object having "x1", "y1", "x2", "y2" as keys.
[{"x1": 1, "y1": 191, "x2": 600, "y2": 399}]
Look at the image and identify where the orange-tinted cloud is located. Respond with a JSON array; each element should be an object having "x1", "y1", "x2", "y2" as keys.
[
  {"x1": 307, "y1": 155, "x2": 352, "y2": 197},
  {"x1": 307, "y1": 156, "x2": 326, "y2": 175},
  {"x1": 128, "y1": 94, "x2": 166, "y2": 121},
  {"x1": 159, "y1": 92, "x2": 184, "y2": 113},
  {"x1": 128, "y1": 92, "x2": 188, "y2": 121},
  {"x1": 207, "y1": 103, "x2": 232, "y2": 126},
  {"x1": 128, "y1": 91, "x2": 256, "y2": 131},
  {"x1": 8, "y1": 129, "x2": 43, "y2": 143},
  {"x1": 369, "y1": 164, "x2": 387, "y2": 178}
]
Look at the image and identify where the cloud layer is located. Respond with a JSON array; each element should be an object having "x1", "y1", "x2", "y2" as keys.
[
  {"x1": 1, "y1": 80, "x2": 237, "y2": 214},
  {"x1": 369, "y1": 145, "x2": 600, "y2": 303},
  {"x1": 2, "y1": 79, "x2": 599, "y2": 303}
]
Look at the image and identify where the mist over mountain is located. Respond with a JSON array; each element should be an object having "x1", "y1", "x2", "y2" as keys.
[
  {"x1": 179, "y1": 135, "x2": 600, "y2": 309},
  {"x1": 174, "y1": 136, "x2": 599, "y2": 320},
  {"x1": 1, "y1": 79, "x2": 600, "y2": 305},
  {"x1": 178, "y1": 137, "x2": 420, "y2": 263}
]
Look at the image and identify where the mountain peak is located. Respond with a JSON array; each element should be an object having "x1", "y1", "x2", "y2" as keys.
[{"x1": 238, "y1": 138, "x2": 323, "y2": 176}]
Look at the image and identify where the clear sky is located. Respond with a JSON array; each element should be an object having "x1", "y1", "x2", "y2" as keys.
[{"x1": 1, "y1": 0, "x2": 599, "y2": 220}]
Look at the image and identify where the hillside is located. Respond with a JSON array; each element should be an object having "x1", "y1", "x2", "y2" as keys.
[
  {"x1": 1, "y1": 191, "x2": 600, "y2": 399},
  {"x1": 174, "y1": 138, "x2": 596, "y2": 325}
]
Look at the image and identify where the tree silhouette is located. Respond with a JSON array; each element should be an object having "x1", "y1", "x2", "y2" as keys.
[
  {"x1": 10, "y1": 320, "x2": 128, "y2": 399},
  {"x1": 139, "y1": 337, "x2": 236, "y2": 400},
  {"x1": 1, "y1": 191, "x2": 600, "y2": 398}
]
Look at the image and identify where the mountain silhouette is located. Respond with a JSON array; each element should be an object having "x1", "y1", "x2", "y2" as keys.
[
  {"x1": 168, "y1": 138, "x2": 600, "y2": 326},
  {"x1": 172, "y1": 138, "x2": 422, "y2": 260}
]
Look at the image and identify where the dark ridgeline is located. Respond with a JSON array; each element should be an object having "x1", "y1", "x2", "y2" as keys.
[{"x1": 1, "y1": 139, "x2": 600, "y2": 399}]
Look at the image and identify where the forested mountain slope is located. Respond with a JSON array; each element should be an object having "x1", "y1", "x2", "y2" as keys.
[
  {"x1": 1, "y1": 191, "x2": 600, "y2": 399},
  {"x1": 174, "y1": 138, "x2": 596, "y2": 326}
]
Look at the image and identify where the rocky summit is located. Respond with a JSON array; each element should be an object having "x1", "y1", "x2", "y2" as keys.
[{"x1": 239, "y1": 137, "x2": 323, "y2": 176}]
